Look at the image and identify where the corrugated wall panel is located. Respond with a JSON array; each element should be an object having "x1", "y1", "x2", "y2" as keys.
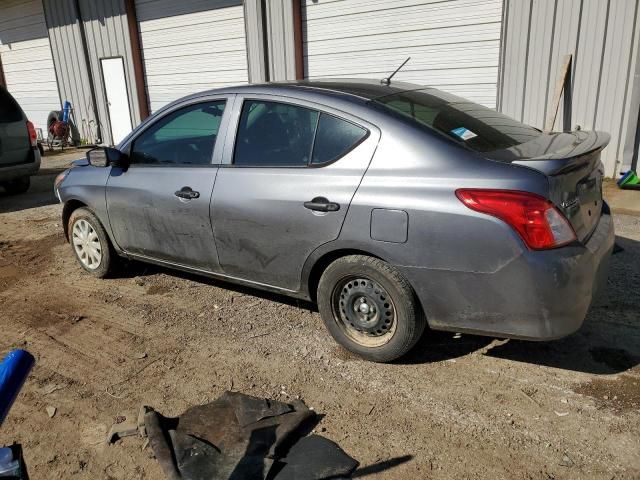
[
  {"x1": 500, "y1": 0, "x2": 640, "y2": 177},
  {"x1": 621, "y1": 4, "x2": 640, "y2": 172},
  {"x1": 521, "y1": 0, "x2": 556, "y2": 127},
  {"x1": 499, "y1": 0, "x2": 531, "y2": 116},
  {"x1": 0, "y1": 0, "x2": 60, "y2": 132},
  {"x1": 599, "y1": 0, "x2": 639, "y2": 170},
  {"x1": 266, "y1": 0, "x2": 296, "y2": 81},
  {"x1": 243, "y1": 0, "x2": 267, "y2": 83},
  {"x1": 135, "y1": 0, "x2": 248, "y2": 112},
  {"x1": 43, "y1": 0, "x2": 98, "y2": 144},
  {"x1": 302, "y1": 0, "x2": 504, "y2": 107},
  {"x1": 79, "y1": 0, "x2": 140, "y2": 145},
  {"x1": 546, "y1": 0, "x2": 581, "y2": 131}
]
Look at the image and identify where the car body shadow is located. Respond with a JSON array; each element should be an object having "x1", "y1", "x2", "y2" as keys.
[
  {"x1": 118, "y1": 259, "x2": 318, "y2": 311},
  {"x1": 115, "y1": 233, "x2": 639, "y2": 373},
  {"x1": 0, "y1": 166, "x2": 65, "y2": 214},
  {"x1": 486, "y1": 235, "x2": 640, "y2": 374}
]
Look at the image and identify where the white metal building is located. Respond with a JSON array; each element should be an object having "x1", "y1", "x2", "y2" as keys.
[{"x1": 0, "y1": 0, "x2": 638, "y2": 176}]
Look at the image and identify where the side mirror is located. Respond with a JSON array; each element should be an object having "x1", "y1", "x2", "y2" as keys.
[{"x1": 86, "y1": 147, "x2": 129, "y2": 169}]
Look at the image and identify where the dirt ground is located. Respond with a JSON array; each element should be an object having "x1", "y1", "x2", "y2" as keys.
[{"x1": 0, "y1": 151, "x2": 639, "y2": 479}]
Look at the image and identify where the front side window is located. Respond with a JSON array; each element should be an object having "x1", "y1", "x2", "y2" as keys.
[
  {"x1": 233, "y1": 100, "x2": 368, "y2": 167},
  {"x1": 131, "y1": 100, "x2": 226, "y2": 166}
]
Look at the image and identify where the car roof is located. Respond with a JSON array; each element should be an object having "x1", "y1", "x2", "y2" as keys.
[{"x1": 181, "y1": 79, "x2": 453, "y2": 105}]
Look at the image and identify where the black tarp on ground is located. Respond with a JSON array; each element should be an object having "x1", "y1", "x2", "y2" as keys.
[{"x1": 145, "y1": 391, "x2": 359, "y2": 480}]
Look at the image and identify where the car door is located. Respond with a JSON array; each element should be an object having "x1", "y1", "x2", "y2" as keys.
[
  {"x1": 211, "y1": 96, "x2": 380, "y2": 291},
  {"x1": 106, "y1": 96, "x2": 232, "y2": 271}
]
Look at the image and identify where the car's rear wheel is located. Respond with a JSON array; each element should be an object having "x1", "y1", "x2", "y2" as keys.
[
  {"x1": 317, "y1": 255, "x2": 426, "y2": 362},
  {"x1": 3, "y1": 176, "x2": 30, "y2": 195},
  {"x1": 68, "y1": 207, "x2": 115, "y2": 278}
]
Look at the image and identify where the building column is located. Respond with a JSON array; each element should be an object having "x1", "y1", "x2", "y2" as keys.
[{"x1": 124, "y1": 0, "x2": 150, "y2": 121}]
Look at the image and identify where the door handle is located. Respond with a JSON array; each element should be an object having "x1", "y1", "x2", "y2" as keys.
[
  {"x1": 174, "y1": 186, "x2": 200, "y2": 200},
  {"x1": 304, "y1": 196, "x2": 340, "y2": 212}
]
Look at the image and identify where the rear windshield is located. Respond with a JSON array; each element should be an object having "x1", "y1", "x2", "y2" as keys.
[
  {"x1": 0, "y1": 88, "x2": 23, "y2": 123},
  {"x1": 373, "y1": 89, "x2": 541, "y2": 153}
]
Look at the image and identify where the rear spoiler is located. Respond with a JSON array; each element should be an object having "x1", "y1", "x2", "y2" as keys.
[{"x1": 512, "y1": 131, "x2": 610, "y2": 176}]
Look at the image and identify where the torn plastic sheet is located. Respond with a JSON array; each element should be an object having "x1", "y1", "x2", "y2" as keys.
[{"x1": 145, "y1": 391, "x2": 359, "y2": 479}]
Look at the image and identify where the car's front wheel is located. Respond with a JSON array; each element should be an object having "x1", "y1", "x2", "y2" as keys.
[
  {"x1": 68, "y1": 207, "x2": 115, "y2": 278},
  {"x1": 317, "y1": 255, "x2": 426, "y2": 362}
]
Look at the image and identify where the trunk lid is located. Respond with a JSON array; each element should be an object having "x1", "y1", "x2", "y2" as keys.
[{"x1": 486, "y1": 130, "x2": 610, "y2": 242}]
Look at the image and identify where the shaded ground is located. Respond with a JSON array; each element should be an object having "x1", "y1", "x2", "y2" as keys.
[{"x1": 0, "y1": 151, "x2": 639, "y2": 479}]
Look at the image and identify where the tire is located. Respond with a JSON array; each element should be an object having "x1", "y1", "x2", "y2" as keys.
[
  {"x1": 317, "y1": 255, "x2": 426, "y2": 363},
  {"x1": 3, "y1": 176, "x2": 30, "y2": 195},
  {"x1": 68, "y1": 207, "x2": 116, "y2": 278}
]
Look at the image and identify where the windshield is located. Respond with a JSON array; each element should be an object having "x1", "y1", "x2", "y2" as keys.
[{"x1": 373, "y1": 89, "x2": 541, "y2": 153}]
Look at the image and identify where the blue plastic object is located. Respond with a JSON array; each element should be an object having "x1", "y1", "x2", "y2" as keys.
[
  {"x1": 0, "y1": 350, "x2": 35, "y2": 426},
  {"x1": 62, "y1": 100, "x2": 71, "y2": 123}
]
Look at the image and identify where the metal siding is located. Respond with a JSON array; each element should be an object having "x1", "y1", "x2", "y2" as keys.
[
  {"x1": 266, "y1": 0, "x2": 296, "y2": 81},
  {"x1": 521, "y1": 0, "x2": 556, "y2": 127},
  {"x1": 135, "y1": 0, "x2": 248, "y2": 112},
  {"x1": 0, "y1": 0, "x2": 60, "y2": 131},
  {"x1": 302, "y1": 0, "x2": 504, "y2": 107},
  {"x1": 43, "y1": 0, "x2": 98, "y2": 143},
  {"x1": 500, "y1": 0, "x2": 531, "y2": 117},
  {"x1": 501, "y1": 0, "x2": 640, "y2": 177},
  {"x1": 79, "y1": 0, "x2": 140, "y2": 145},
  {"x1": 244, "y1": 0, "x2": 267, "y2": 82},
  {"x1": 621, "y1": 2, "x2": 640, "y2": 171}
]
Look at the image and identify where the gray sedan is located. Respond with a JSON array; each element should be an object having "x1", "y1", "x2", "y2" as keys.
[{"x1": 54, "y1": 81, "x2": 614, "y2": 362}]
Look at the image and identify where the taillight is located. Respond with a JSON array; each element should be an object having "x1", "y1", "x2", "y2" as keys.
[
  {"x1": 455, "y1": 189, "x2": 577, "y2": 250},
  {"x1": 26, "y1": 120, "x2": 37, "y2": 147}
]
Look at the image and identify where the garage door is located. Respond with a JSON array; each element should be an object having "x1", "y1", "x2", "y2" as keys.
[
  {"x1": 135, "y1": 0, "x2": 249, "y2": 113},
  {"x1": 302, "y1": 0, "x2": 503, "y2": 108},
  {"x1": 0, "y1": 0, "x2": 60, "y2": 132}
]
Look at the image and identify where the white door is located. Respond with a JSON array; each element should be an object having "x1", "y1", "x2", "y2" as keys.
[
  {"x1": 302, "y1": 0, "x2": 504, "y2": 108},
  {"x1": 101, "y1": 57, "x2": 133, "y2": 145}
]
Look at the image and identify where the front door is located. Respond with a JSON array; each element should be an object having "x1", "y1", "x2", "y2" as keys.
[
  {"x1": 106, "y1": 98, "x2": 229, "y2": 271},
  {"x1": 211, "y1": 97, "x2": 379, "y2": 290},
  {"x1": 101, "y1": 57, "x2": 133, "y2": 145}
]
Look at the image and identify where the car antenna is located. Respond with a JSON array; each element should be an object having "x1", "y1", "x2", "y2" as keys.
[{"x1": 381, "y1": 57, "x2": 411, "y2": 85}]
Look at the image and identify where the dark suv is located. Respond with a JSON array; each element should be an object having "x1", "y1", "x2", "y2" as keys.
[{"x1": 0, "y1": 86, "x2": 40, "y2": 194}]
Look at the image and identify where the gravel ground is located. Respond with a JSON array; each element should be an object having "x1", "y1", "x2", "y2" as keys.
[{"x1": 0, "y1": 151, "x2": 638, "y2": 479}]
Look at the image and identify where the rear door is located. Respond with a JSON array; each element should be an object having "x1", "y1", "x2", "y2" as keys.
[
  {"x1": 0, "y1": 87, "x2": 30, "y2": 168},
  {"x1": 106, "y1": 96, "x2": 232, "y2": 271},
  {"x1": 211, "y1": 95, "x2": 379, "y2": 290}
]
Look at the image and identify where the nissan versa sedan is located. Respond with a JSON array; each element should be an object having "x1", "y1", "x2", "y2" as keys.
[{"x1": 54, "y1": 80, "x2": 614, "y2": 362}]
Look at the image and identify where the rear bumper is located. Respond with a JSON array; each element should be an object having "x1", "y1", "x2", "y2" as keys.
[
  {"x1": 0, "y1": 149, "x2": 41, "y2": 182},
  {"x1": 399, "y1": 210, "x2": 615, "y2": 340}
]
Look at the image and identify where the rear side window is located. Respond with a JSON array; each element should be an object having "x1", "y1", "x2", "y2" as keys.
[
  {"x1": 312, "y1": 113, "x2": 367, "y2": 165},
  {"x1": 0, "y1": 88, "x2": 23, "y2": 123},
  {"x1": 374, "y1": 90, "x2": 541, "y2": 153},
  {"x1": 234, "y1": 100, "x2": 367, "y2": 167},
  {"x1": 234, "y1": 100, "x2": 318, "y2": 166}
]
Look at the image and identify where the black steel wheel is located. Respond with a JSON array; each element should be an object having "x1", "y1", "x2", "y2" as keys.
[
  {"x1": 317, "y1": 255, "x2": 426, "y2": 362},
  {"x1": 332, "y1": 276, "x2": 397, "y2": 348}
]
